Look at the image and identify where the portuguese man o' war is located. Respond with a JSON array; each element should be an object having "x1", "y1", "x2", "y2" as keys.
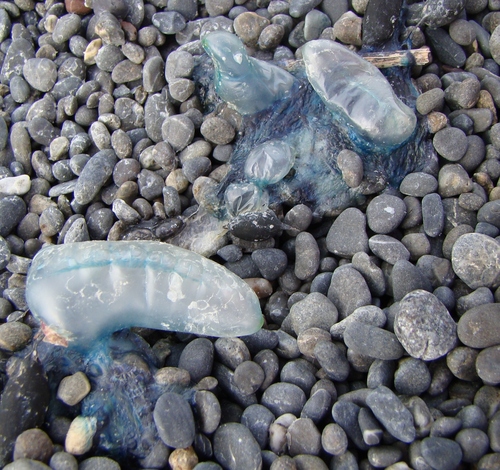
[
  {"x1": 20, "y1": 240, "x2": 263, "y2": 463},
  {"x1": 162, "y1": 30, "x2": 435, "y2": 254},
  {"x1": 26, "y1": 241, "x2": 263, "y2": 346}
]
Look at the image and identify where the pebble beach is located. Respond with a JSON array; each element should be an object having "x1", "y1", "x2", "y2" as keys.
[{"x1": 1, "y1": 0, "x2": 500, "y2": 469}]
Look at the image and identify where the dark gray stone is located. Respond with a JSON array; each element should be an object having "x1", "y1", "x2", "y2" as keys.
[
  {"x1": 213, "y1": 423, "x2": 262, "y2": 470},
  {"x1": 0, "y1": 196, "x2": 26, "y2": 238},
  {"x1": 153, "y1": 392, "x2": 195, "y2": 449},
  {"x1": 326, "y1": 207, "x2": 368, "y2": 258},
  {"x1": 261, "y1": 382, "x2": 306, "y2": 416},
  {"x1": 74, "y1": 149, "x2": 117, "y2": 205},
  {"x1": 366, "y1": 385, "x2": 416, "y2": 443},
  {"x1": 421, "y1": 437, "x2": 463, "y2": 470},
  {"x1": 344, "y1": 322, "x2": 404, "y2": 360}
]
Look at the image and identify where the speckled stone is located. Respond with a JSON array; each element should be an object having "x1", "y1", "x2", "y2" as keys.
[{"x1": 395, "y1": 290, "x2": 457, "y2": 360}]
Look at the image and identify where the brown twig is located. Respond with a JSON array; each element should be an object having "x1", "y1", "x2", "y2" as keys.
[{"x1": 361, "y1": 46, "x2": 432, "y2": 68}]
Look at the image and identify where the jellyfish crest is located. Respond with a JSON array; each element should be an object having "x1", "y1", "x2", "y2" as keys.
[
  {"x1": 302, "y1": 39, "x2": 417, "y2": 147},
  {"x1": 201, "y1": 31, "x2": 296, "y2": 115}
]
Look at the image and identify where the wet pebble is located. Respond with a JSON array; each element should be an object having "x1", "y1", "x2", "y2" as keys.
[
  {"x1": 154, "y1": 392, "x2": 195, "y2": 449},
  {"x1": 213, "y1": 423, "x2": 262, "y2": 470},
  {"x1": 56, "y1": 371, "x2": 91, "y2": 406},
  {"x1": 326, "y1": 207, "x2": 368, "y2": 258},
  {"x1": 452, "y1": 233, "x2": 500, "y2": 289},
  {"x1": 22, "y1": 58, "x2": 57, "y2": 92},
  {"x1": 261, "y1": 382, "x2": 306, "y2": 416},
  {"x1": 395, "y1": 290, "x2": 457, "y2": 360},
  {"x1": 366, "y1": 194, "x2": 407, "y2": 234},
  {"x1": 366, "y1": 385, "x2": 416, "y2": 443},
  {"x1": 421, "y1": 436, "x2": 463, "y2": 470},
  {"x1": 13, "y1": 428, "x2": 53, "y2": 463}
]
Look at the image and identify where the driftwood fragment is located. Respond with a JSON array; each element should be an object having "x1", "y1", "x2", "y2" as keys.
[{"x1": 361, "y1": 47, "x2": 432, "y2": 68}]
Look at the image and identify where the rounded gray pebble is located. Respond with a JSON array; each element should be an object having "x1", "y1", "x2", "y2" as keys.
[
  {"x1": 395, "y1": 290, "x2": 457, "y2": 360},
  {"x1": 369, "y1": 234, "x2": 410, "y2": 264},
  {"x1": 261, "y1": 382, "x2": 306, "y2": 416},
  {"x1": 23, "y1": 58, "x2": 57, "y2": 92},
  {"x1": 366, "y1": 385, "x2": 416, "y2": 443},
  {"x1": 344, "y1": 322, "x2": 404, "y2": 360},
  {"x1": 0, "y1": 196, "x2": 29, "y2": 237},
  {"x1": 153, "y1": 392, "x2": 195, "y2": 449},
  {"x1": 433, "y1": 127, "x2": 468, "y2": 161},
  {"x1": 178, "y1": 337, "x2": 214, "y2": 383},
  {"x1": 394, "y1": 357, "x2": 431, "y2": 395},
  {"x1": 241, "y1": 404, "x2": 275, "y2": 449},
  {"x1": 213, "y1": 423, "x2": 262, "y2": 470},
  {"x1": 326, "y1": 207, "x2": 368, "y2": 258},
  {"x1": 421, "y1": 437, "x2": 463, "y2": 470},
  {"x1": 452, "y1": 233, "x2": 500, "y2": 289}
]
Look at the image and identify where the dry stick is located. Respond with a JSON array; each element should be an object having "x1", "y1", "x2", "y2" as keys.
[{"x1": 361, "y1": 46, "x2": 432, "y2": 68}]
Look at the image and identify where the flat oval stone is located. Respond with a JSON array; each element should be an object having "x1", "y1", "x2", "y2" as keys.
[
  {"x1": 153, "y1": 392, "x2": 195, "y2": 449},
  {"x1": 452, "y1": 233, "x2": 500, "y2": 289},
  {"x1": 213, "y1": 423, "x2": 262, "y2": 470},
  {"x1": 421, "y1": 437, "x2": 463, "y2": 470},
  {"x1": 458, "y1": 303, "x2": 500, "y2": 348},
  {"x1": 344, "y1": 322, "x2": 404, "y2": 360},
  {"x1": 394, "y1": 290, "x2": 457, "y2": 360},
  {"x1": 476, "y1": 345, "x2": 500, "y2": 384},
  {"x1": 366, "y1": 385, "x2": 416, "y2": 443},
  {"x1": 261, "y1": 382, "x2": 306, "y2": 416},
  {"x1": 23, "y1": 58, "x2": 57, "y2": 92}
]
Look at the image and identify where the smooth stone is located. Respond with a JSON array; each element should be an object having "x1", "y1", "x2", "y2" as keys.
[
  {"x1": 422, "y1": 193, "x2": 444, "y2": 237},
  {"x1": 56, "y1": 371, "x2": 91, "y2": 406},
  {"x1": 331, "y1": 401, "x2": 368, "y2": 450},
  {"x1": 366, "y1": 385, "x2": 416, "y2": 443},
  {"x1": 452, "y1": 233, "x2": 500, "y2": 289},
  {"x1": 153, "y1": 392, "x2": 195, "y2": 449},
  {"x1": 476, "y1": 345, "x2": 500, "y2": 384},
  {"x1": 22, "y1": 58, "x2": 57, "y2": 92},
  {"x1": 0, "y1": 196, "x2": 26, "y2": 237},
  {"x1": 421, "y1": 437, "x2": 463, "y2": 470},
  {"x1": 366, "y1": 194, "x2": 407, "y2": 234},
  {"x1": 0, "y1": 321, "x2": 32, "y2": 352},
  {"x1": 327, "y1": 265, "x2": 371, "y2": 319},
  {"x1": 13, "y1": 428, "x2": 53, "y2": 462},
  {"x1": 74, "y1": 150, "x2": 117, "y2": 205},
  {"x1": 330, "y1": 305, "x2": 386, "y2": 340},
  {"x1": 251, "y1": 248, "x2": 288, "y2": 281},
  {"x1": 314, "y1": 340, "x2": 350, "y2": 382},
  {"x1": 326, "y1": 207, "x2": 368, "y2": 258},
  {"x1": 301, "y1": 389, "x2": 332, "y2": 424},
  {"x1": 241, "y1": 404, "x2": 274, "y2": 449},
  {"x1": 0, "y1": 175, "x2": 31, "y2": 196},
  {"x1": 213, "y1": 423, "x2": 262, "y2": 470},
  {"x1": 458, "y1": 303, "x2": 500, "y2": 348},
  {"x1": 368, "y1": 234, "x2": 410, "y2": 265},
  {"x1": 400, "y1": 172, "x2": 438, "y2": 197},
  {"x1": 321, "y1": 423, "x2": 348, "y2": 456},
  {"x1": 261, "y1": 382, "x2": 306, "y2": 416},
  {"x1": 289, "y1": 292, "x2": 338, "y2": 335},
  {"x1": 344, "y1": 322, "x2": 404, "y2": 360},
  {"x1": 395, "y1": 290, "x2": 457, "y2": 360},
  {"x1": 394, "y1": 357, "x2": 431, "y2": 395}
]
